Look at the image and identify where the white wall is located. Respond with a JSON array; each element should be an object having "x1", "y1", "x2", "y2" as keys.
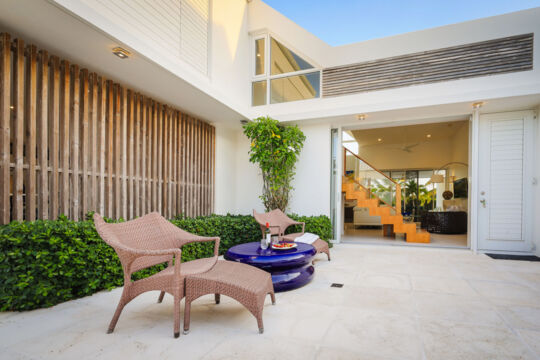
[
  {"x1": 289, "y1": 123, "x2": 331, "y2": 216},
  {"x1": 214, "y1": 125, "x2": 239, "y2": 215},
  {"x1": 226, "y1": 122, "x2": 332, "y2": 216}
]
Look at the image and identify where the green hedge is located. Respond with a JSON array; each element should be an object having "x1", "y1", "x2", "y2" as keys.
[{"x1": 0, "y1": 213, "x2": 331, "y2": 311}]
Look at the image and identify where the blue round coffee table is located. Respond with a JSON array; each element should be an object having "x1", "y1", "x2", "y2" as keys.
[{"x1": 224, "y1": 242, "x2": 316, "y2": 292}]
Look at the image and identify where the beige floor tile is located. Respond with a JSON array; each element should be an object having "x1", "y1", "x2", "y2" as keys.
[
  {"x1": 341, "y1": 286, "x2": 415, "y2": 316},
  {"x1": 411, "y1": 275, "x2": 477, "y2": 296},
  {"x1": 469, "y1": 280, "x2": 540, "y2": 307},
  {"x1": 315, "y1": 346, "x2": 393, "y2": 360},
  {"x1": 201, "y1": 335, "x2": 317, "y2": 360},
  {"x1": 497, "y1": 305, "x2": 540, "y2": 331},
  {"x1": 414, "y1": 291, "x2": 505, "y2": 327},
  {"x1": 518, "y1": 329, "x2": 540, "y2": 358},
  {"x1": 419, "y1": 318, "x2": 535, "y2": 360},
  {"x1": 355, "y1": 271, "x2": 412, "y2": 290},
  {"x1": 323, "y1": 308, "x2": 422, "y2": 360}
]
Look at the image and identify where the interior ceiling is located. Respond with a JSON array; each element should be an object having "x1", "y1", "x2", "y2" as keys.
[
  {"x1": 350, "y1": 120, "x2": 468, "y2": 147},
  {"x1": 0, "y1": 0, "x2": 246, "y2": 126}
]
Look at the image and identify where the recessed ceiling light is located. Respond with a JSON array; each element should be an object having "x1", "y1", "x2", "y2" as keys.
[
  {"x1": 357, "y1": 114, "x2": 366, "y2": 121},
  {"x1": 112, "y1": 47, "x2": 130, "y2": 59},
  {"x1": 426, "y1": 134, "x2": 431, "y2": 138},
  {"x1": 377, "y1": 138, "x2": 382, "y2": 142}
]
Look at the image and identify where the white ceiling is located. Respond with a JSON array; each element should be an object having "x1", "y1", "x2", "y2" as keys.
[
  {"x1": 0, "y1": 0, "x2": 245, "y2": 126},
  {"x1": 351, "y1": 120, "x2": 469, "y2": 147}
]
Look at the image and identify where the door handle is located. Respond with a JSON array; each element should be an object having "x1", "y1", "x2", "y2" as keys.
[{"x1": 480, "y1": 199, "x2": 486, "y2": 208}]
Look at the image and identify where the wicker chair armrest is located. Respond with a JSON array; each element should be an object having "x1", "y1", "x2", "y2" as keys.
[
  {"x1": 182, "y1": 236, "x2": 220, "y2": 256},
  {"x1": 115, "y1": 242, "x2": 182, "y2": 257}
]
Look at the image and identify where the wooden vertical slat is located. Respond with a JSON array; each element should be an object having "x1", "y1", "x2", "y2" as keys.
[
  {"x1": 80, "y1": 69, "x2": 89, "y2": 217},
  {"x1": 71, "y1": 65, "x2": 80, "y2": 221},
  {"x1": 0, "y1": 34, "x2": 11, "y2": 224},
  {"x1": 133, "y1": 94, "x2": 138, "y2": 217},
  {"x1": 152, "y1": 102, "x2": 157, "y2": 212},
  {"x1": 120, "y1": 86, "x2": 127, "y2": 219},
  {"x1": 37, "y1": 50, "x2": 48, "y2": 220},
  {"x1": 99, "y1": 77, "x2": 106, "y2": 215},
  {"x1": 189, "y1": 117, "x2": 194, "y2": 217},
  {"x1": 49, "y1": 57, "x2": 60, "y2": 220},
  {"x1": 141, "y1": 97, "x2": 147, "y2": 215},
  {"x1": 90, "y1": 74, "x2": 98, "y2": 213},
  {"x1": 114, "y1": 85, "x2": 122, "y2": 219},
  {"x1": 25, "y1": 45, "x2": 37, "y2": 220},
  {"x1": 177, "y1": 113, "x2": 183, "y2": 216},
  {"x1": 106, "y1": 80, "x2": 113, "y2": 217},
  {"x1": 128, "y1": 90, "x2": 134, "y2": 219},
  {"x1": 161, "y1": 108, "x2": 167, "y2": 217},
  {"x1": 171, "y1": 111, "x2": 177, "y2": 217},
  {"x1": 146, "y1": 99, "x2": 152, "y2": 213},
  {"x1": 157, "y1": 105, "x2": 163, "y2": 214},
  {"x1": 12, "y1": 39, "x2": 25, "y2": 220},
  {"x1": 59, "y1": 60, "x2": 70, "y2": 217}
]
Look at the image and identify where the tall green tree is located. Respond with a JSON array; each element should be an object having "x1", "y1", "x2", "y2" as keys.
[{"x1": 243, "y1": 116, "x2": 306, "y2": 211}]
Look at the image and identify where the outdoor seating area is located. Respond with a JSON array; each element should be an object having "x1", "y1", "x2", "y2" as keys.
[
  {"x1": 2, "y1": 244, "x2": 540, "y2": 359},
  {"x1": 0, "y1": 1, "x2": 539, "y2": 359}
]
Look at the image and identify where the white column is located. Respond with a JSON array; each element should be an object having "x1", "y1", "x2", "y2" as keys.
[{"x1": 469, "y1": 104, "x2": 481, "y2": 252}]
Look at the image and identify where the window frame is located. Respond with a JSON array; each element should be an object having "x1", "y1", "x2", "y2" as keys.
[
  {"x1": 251, "y1": 33, "x2": 322, "y2": 106},
  {"x1": 252, "y1": 35, "x2": 268, "y2": 79}
]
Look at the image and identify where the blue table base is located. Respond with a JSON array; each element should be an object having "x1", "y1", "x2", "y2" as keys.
[
  {"x1": 271, "y1": 263, "x2": 315, "y2": 292},
  {"x1": 224, "y1": 242, "x2": 316, "y2": 292}
]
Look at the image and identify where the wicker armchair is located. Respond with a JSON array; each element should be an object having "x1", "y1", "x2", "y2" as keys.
[
  {"x1": 253, "y1": 209, "x2": 330, "y2": 261},
  {"x1": 93, "y1": 212, "x2": 219, "y2": 338}
]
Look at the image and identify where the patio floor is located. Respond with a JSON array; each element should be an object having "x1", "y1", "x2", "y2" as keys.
[{"x1": 1, "y1": 244, "x2": 540, "y2": 360}]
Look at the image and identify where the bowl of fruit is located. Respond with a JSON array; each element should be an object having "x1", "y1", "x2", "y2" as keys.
[{"x1": 271, "y1": 242, "x2": 297, "y2": 251}]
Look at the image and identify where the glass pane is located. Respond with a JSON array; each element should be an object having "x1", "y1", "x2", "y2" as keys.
[
  {"x1": 270, "y1": 72, "x2": 320, "y2": 104},
  {"x1": 255, "y1": 38, "x2": 265, "y2": 76},
  {"x1": 271, "y1": 38, "x2": 314, "y2": 75},
  {"x1": 252, "y1": 81, "x2": 267, "y2": 106}
]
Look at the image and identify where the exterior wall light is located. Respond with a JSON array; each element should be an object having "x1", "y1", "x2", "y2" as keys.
[
  {"x1": 112, "y1": 47, "x2": 130, "y2": 59},
  {"x1": 357, "y1": 114, "x2": 366, "y2": 121},
  {"x1": 472, "y1": 101, "x2": 484, "y2": 109}
]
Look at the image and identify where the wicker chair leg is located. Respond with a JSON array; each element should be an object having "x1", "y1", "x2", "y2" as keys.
[
  {"x1": 107, "y1": 289, "x2": 130, "y2": 333},
  {"x1": 183, "y1": 300, "x2": 191, "y2": 335},
  {"x1": 157, "y1": 291, "x2": 165, "y2": 303},
  {"x1": 215, "y1": 293, "x2": 220, "y2": 304},
  {"x1": 326, "y1": 250, "x2": 331, "y2": 261},
  {"x1": 269, "y1": 292, "x2": 276, "y2": 305},
  {"x1": 173, "y1": 295, "x2": 181, "y2": 338},
  {"x1": 256, "y1": 314, "x2": 264, "y2": 334}
]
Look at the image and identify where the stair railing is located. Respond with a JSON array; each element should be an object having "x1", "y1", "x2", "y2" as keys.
[{"x1": 343, "y1": 147, "x2": 401, "y2": 214}]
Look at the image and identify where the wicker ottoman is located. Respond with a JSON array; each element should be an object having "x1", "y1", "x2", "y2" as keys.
[{"x1": 183, "y1": 260, "x2": 275, "y2": 334}]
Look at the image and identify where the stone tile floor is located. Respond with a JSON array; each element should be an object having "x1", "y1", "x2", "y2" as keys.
[{"x1": 1, "y1": 244, "x2": 540, "y2": 359}]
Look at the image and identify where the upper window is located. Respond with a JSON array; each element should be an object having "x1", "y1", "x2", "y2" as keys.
[
  {"x1": 254, "y1": 38, "x2": 265, "y2": 76},
  {"x1": 270, "y1": 38, "x2": 314, "y2": 75},
  {"x1": 252, "y1": 35, "x2": 320, "y2": 106}
]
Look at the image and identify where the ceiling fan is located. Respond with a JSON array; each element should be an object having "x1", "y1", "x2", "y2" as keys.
[{"x1": 399, "y1": 143, "x2": 420, "y2": 153}]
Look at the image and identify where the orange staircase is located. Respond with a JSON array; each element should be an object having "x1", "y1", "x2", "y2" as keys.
[{"x1": 342, "y1": 150, "x2": 430, "y2": 243}]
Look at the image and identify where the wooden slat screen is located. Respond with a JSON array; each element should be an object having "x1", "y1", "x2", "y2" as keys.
[
  {"x1": 0, "y1": 32, "x2": 215, "y2": 224},
  {"x1": 322, "y1": 33, "x2": 534, "y2": 97}
]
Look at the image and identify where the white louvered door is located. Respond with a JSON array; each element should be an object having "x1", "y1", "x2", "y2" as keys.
[{"x1": 477, "y1": 111, "x2": 534, "y2": 252}]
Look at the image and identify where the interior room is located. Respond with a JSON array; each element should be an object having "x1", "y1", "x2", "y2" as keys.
[{"x1": 342, "y1": 120, "x2": 470, "y2": 248}]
